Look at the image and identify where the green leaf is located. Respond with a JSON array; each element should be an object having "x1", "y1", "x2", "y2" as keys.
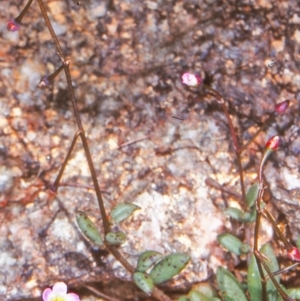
[
  {"x1": 217, "y1": 233, "x2": 243, "y2": 255},
  {"x1": 216, "y1": 266, "x2": 247, "y2": 301},
  {"x1": 110, "y1": 203, "x2": 141, "y2": 224},
  {"x1": 284, "y1": 287, "x2": 300, "y2": 299},
  {"x1": 246, "y1": 183, "x2": 259, "y2": 208},
  {"x1": 247, "y1": 254, "x2": 262, "y2": 301},
  {"x1": 133, "y1": 272, "x2": 154, "y2": 295},
  {"x1": 189, "y1": 291, "x2": 210, "y2": 301},
  {"x1": 260, "y1": 243, "x2": 280, "y2": 300},
  {"x1": 224, "y1": 207, "x2": 252, "y2": 222},
  {"x1": 105, "y1": 231, "x2": 126, "y2": 245},
  {"x1": 240, "y1": 243, "x2": 251, "y2": 254},
  {"x1": 178, "y1": 297, "x2": 190, "y2": 301},
  {"x1": 248, "y1": 206, "x2": 257, "y2": 222},
  {"x1": 149, "y1": 253, "x2": 190, "y2": 284},
  {"x1": 136, "y1": 250, "x2": 163, "y2": 272},
  {"x1": 248, "y1": 244, "x2": 280, "y2": 301},
  {"x1": 190, "y1": 282, "x2": 217, "y2": 299},
  {"x1": 76, "y1": 211, "x2": 103, "y2": 246},
  {"x1": 276, "y1": 285, "x2": 293, "y2": 301}
]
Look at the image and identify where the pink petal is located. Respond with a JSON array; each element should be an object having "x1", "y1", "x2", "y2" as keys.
[
  {"x1": 66, "y1": 293, "x2": 81, "y2": 301},
  {"x1": 52, "y1": 282, "x2": 68, "y2": 294},
  {"x1": 275, "y1": 99, "x2": 290, "y2": 114},
  {"x1": 7, "y1": 19, "x2": 20, "y2": 32},
  {"x1": 181, "y1": 73, "x2": 202, "y2": 87},
  {"x1": 42, "y1": 288, "x2": 53, "y2": 301}
]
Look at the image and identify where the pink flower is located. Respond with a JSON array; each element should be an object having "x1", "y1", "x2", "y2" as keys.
[
  {"x1": 182, "y1": 73, "x2": 202, "y2": 87},
  {"x1": 265, "y1": 135, "x2": 280, "y2": 151},
  {"x1": 7, "y1": 19, "x2": 20, "y2": 32},
  {"x1": 275, "y1": 100, "x2": 290, "y2": 114},
  {"x1": 43, "y1": 282, "x2": 80, "y2": 301},
  {"x1": 287, "y1": 247, "x2": 300, "y2": 261}
]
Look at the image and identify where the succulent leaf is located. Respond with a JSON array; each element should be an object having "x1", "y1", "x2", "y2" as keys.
[
  {"x1": 105, "y1": 231, "x2": 126, "y2": 245},
  {"x1": 149, "y1": 253, "x2": 190, "y2": 284},
  {"x1": 133, "y1": 272, "x2": 154, "y2": 295},
  {"x1": 76, "y1": 211, "x2": 103, "y2": 246},
  {"x1": 136, "y1": 250, "x2": 163, "y2": 272},
  {"x1": 216, "y1": 266, "x2": 247, "y2": 301},
  {"x1": 110, "y1": 203, "x2": 141, "y2": 224}
]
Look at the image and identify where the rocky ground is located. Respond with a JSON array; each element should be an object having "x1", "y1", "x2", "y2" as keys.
[{"x1": 0, "y1": 0, "x2": 299, "y2": 300}]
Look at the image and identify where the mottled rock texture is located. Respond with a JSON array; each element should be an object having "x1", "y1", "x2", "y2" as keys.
[{"x1": 0, "y1": 0, "x2": 299, "y2": 300}]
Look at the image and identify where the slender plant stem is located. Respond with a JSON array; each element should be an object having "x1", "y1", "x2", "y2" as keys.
[
  {"x1": 15, "y1": 0, "x2": 34, "y2": 23},
  {"x1": 47, "y1": 64, "x2": 64, "y2": 82},
  {"x1": 218, "y1": 99, "x2": 246, "y2": 205},
  {"x1": 37, "y1": 0, "x2": 111, "y2": 234},
  {"x1": 254, "y1": 250, "x2": 295, "y2": 301},
  {"x1": 262, "y1": 209, "x2": 293, "y2": 251},
  {"x1": 271, "y1": 262, "x2": 300, "y2": 278},
  {"x1": 253, "y1": 199, "x2": 267, "y2": 301},
  {"x1": 51, "y1": 130, "x2": 82, "y2": 192},
  {"x1": 36, "y1": 0, "x2": 64, "y2": 57},
  {"x1": 240, "y1": 113, "x2": 276, "y2": 153},
  {"x1": 205, "y1": 87, "x2": 246, "y2": 206}
]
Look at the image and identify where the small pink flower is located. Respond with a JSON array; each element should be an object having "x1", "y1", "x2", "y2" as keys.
[
  {"x1": 7, "y1": 19, "x2": 20, "y2": 32},
  {"x1": 182, "y1": 73, "x2": 202, "y2": 87},
  {"x1": 287, "y1": 247, "x2": 300, "y2": 261},
  {"x1": 275, "y1": 100, "x2": 290, "y2": 114},
  {"x1": 265, "y1": 135, "x2": 280, "y2": 151},
  {"x1": 43, "y1": 282, "x2": 80, "y2": 301}
]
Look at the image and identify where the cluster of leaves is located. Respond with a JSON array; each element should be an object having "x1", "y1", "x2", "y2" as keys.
[
  {"x1": 181, "y1": 74, "x2": 300, "y2": 301},
  {"x1": 76, "y1": 203, "x2": 190, "y2": 296}
]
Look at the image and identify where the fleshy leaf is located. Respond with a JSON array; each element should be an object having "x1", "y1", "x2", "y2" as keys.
[
  {"x1": 76, "y1": 211, "x2": 103, "y2": 246},
  {"x1": 240, "y1": 243, "x2": 251, "y2": 254},
  {"x1": 248, "y1": 206, "x2": 257, "y2": 222},
  {"x1": 110, "y1": 203, "x2": 141, "y2": 224},
  {"x1": 246, "y1": 183, "x2": 259, "y2": 208},
  {"x1": 216, "y1": 267, "x2": 248, "y2": 301},
  {"x1": 149, "y1": 253, "x2": 190, "y2": 284},
  {"x1": 247, "y1": 254, "x2": 262, "y2": 301},
  {"x1": 217, "y1": 233, "x2": 244, "y2": 255},
  {"x1": 224, "y1": 207, "x2": 251, "y2": 222},
  {"x1": 189, "y1": 291, "x2": 210, "y2": 301},
  {"x1": 189, "y1": 282, "x2": 217, "y2": 299},
  {"x1": 136, "y1": 250, "x2": 163, "y2": 272},
  {"x1": 105, "y1": 231, "x2": 126, "y2": 245},
  {"x1": 133, "y1": 272, "x2": 154, "y2": 295},
  {"x1": 260, "y1": 243, "x2": 279, "y2": 298}
]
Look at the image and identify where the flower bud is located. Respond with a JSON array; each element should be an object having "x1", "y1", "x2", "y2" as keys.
[
  {"x1": 265, "y1": 135, "x2": 280, "y2": 151},
  {"x1": 275, "y1": 100, "x2": 290, "y2": 114},
  {"x1": 7, "y1": 19, "x2": 20, "y2": 32},
  {"x1": 182, "y1": 73, "x2": 202, "y2": 87},
  {"x1": 287, "y1": 247, "x2": 300, "y2": 262},
  {"x1": 38, "y1": 77, "x2": 50, "y2": 89}
]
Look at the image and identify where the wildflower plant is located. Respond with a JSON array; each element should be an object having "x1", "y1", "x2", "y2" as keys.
[
  {"x1": 5, "y1": 1, "x2": 190, "y2": 301},
  {"x1": 181, "y1": 72, "x2": 300, "y2": 301},
  {"x1": 3, "y1": 1, "x2": 299, "y2": 301}
]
